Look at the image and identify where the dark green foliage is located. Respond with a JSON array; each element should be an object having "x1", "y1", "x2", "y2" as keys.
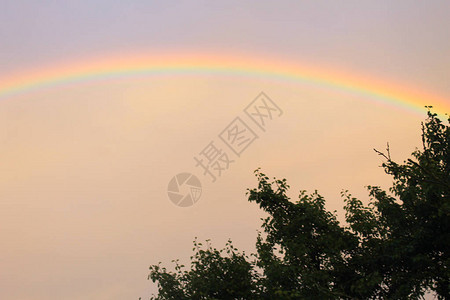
[
  {"x1": 148, "y1": 239, "x2": 259, "y2": 300},
  {"x1": 147, "y1": 110, "x2": 449, "y2": 299}
]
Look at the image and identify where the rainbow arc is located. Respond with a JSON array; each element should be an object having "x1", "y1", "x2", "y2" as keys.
[{"x1": 0, "y1": 52, "x2": 448, "y2": 116}]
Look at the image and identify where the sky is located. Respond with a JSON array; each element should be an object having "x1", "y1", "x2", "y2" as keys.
[{"x1": 0, "y1": 1, "x2": 449, "y2": 299}]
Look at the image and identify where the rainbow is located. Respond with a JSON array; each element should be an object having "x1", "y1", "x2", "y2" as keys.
[{"x1": 0, "y1": 52, "x2": 448, "y2": 116}]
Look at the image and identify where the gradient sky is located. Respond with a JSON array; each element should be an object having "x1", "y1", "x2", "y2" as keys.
[{"x1": 1, "y1": 1, "x2": 449, "y2": 299}]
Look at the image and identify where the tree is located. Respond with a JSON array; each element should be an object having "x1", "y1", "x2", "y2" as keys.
[
  {"x1": 147, "y1": 239, "x2": 259, "y2": 300},
  {"x1": 146, "y1": 110, "x2": 449, "y2": 299}
]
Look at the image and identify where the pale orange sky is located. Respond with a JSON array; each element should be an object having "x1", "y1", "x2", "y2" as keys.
[{"x1": 1, "y1": 1, "x2": 449, "y2": 299}]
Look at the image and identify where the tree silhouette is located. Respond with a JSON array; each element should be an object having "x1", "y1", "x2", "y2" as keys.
[{"x1": 147, "y1": 109, "x2": 449, "y2": 299}]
